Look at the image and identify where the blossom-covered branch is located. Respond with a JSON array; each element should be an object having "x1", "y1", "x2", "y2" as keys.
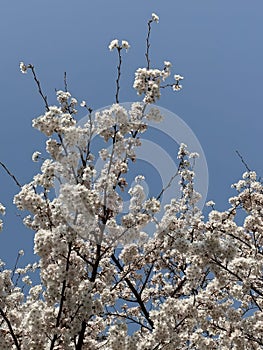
[{"x1": 0, "y1": 12, "x2": 261, "y2": 350}]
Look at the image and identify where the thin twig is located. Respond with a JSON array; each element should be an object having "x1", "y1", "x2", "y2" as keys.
[
  {"x1": 105, "y1": 311, "x2": 152, "y2": 331},
  {"x1": 28, "y1": 64, "x2": 49, "y2": 112},
  {"x1": 236, "y1": 150, "x2": 251, "y2": 172},
  {"x1": 145, "y1": 19, "x2": 153, "y2": 70},
  {"x1": 64, "y1": 71, "x2": 68, "y2": 92},
  {"x1": 0, "y1": 162, "x2": 21, "y2": 188},
  {"x1": 115, "y1": 48, "x2": 122, "y2": 104},
  {"x1": 11, "y1": 252, "x2": 22, "y2": 282},
  {"x1": 85, "y1": 109, "x2": 93, "y2": 164},
  {"x1": 250, "y1": 290, "x2": 262, "y2": 312},
  {"x1": 139, "y1": 264, "x2": 154, "y2": 296},
  {"x1": 156, "y1": 160, "x2": 183, "y2": 201}
]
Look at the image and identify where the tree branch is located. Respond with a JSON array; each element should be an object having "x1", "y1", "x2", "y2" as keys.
[
  {"x1": 0, "y1": 307, "x2": 21, "y2": 349},
  {"x1": 0, "y1": 162, "x2": 21, "y2": 188},
  {"x1": 111, "y1": 253, "x2": 154, "y2": 329},
  {"x1": 50, "y1": 242, "x2": 72, "y2": 350},
  {"x1": 28, "y1": 64, "x2": 49, "y2": 112}
]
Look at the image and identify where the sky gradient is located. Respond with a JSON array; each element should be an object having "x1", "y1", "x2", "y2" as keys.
[{"x1": 0, "y1": 0, "x2": 262, "y2": 266}]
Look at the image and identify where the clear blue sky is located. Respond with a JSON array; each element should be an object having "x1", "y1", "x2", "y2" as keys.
[{"x1": 0, "y1": 0, "x2": 263, "y2": 266}]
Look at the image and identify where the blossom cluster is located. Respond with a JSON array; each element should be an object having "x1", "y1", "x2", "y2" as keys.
[
  {"x1": 0, "y1": 12, "x2": 262, "y2": 350},
  {"x1": 109, "y1": 39, "x2": 130, "y2": 52}
]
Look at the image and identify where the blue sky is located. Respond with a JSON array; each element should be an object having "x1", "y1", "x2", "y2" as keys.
[{"x1": 0, "y1": 0, "x2": 263, "y2": 266}]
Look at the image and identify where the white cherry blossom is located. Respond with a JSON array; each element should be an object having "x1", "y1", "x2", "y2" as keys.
[{"x1": 0, "y1": 12, "x2": 262, "y2": 350}]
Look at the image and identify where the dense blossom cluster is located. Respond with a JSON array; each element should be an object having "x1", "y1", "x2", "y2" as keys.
[
  {"x1": 1, "y1": 12, "x2": 262, "y2": 350},
  {"x1": 133, "y1": 62, "x2": 184, "y2": 104}
]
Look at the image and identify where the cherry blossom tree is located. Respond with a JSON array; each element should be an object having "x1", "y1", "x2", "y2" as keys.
[{"x1": 0, "y1": 13, "x2": 262, "y2": 350}]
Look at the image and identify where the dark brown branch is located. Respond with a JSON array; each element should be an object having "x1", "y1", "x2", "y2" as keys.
[
  {"x1": 156, "y1": 161, "x2": 182, "y2": 201},
  {"x1": 139, "y1": 264, "x2": 154, "y2": 296},
  {"x1": 50, "y1": 242, "x2": 72, "y2": 350},
  {"x1": 11, "y1": 252, "x2": 22, "y2": 282},
  {"x1": 244, "y1": 333, "x2": 263, "y2": 347},
  {"x1": 76, "y1": 321, "x2": 87, "y2": 350},
  {"x1": 91, "y1": 244, "x2": 101, "y2": 282},
  {"x1": 43, "y1": 189, "x2": 54, "y2": 230},
  {"x1": 115, "y1": 48, "x2": 122, "y2": 104},
  {"x1": 0, "y1": 307, "x2": 21, "y2": 349},
  {"x1": 145, "y1": 20, "x2": 152, "y2": 70},
  {"x1": 105, "y1": 311, "x2": 152, "y2": 331},
  {"x1": 211, "y1": 257, "x2": 263, "y2": 298},
  {"x1": 0, "y1": 162, "x2": 21, "y2": 188},
  {"x1": 76, "y1": 243, "x2": 103, "y2": 348},
  {"x1": 171, "y1": 277, "x2": 187, "y2": 297},
  {"x1": 249, "y1": 290, "x2": 262, "y2": 312},
  {"x1": 111, "y1": 253, "x2": 154, "y2": 329},
  {"x1": 236, "y1": 150, "x2": 251, "y2": 172},
  {"x1": 64, "y1": 71, "x2": 68, "y2": 92},
  {"x1": 28, "y1": 64, "x2": 49, "y2": 112}
]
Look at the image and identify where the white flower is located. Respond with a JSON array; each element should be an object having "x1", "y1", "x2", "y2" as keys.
[
  {"x1": 0, "y1": 203, "x2": 5, "y2": 215},
  {"x1": 174, "y1": 74, "x2": 184, "y2": 81},
  {"x1": 32, "y1": 151, "x2": 41, "y2": 162},
  {"x1": 144, "y1": 197, "x2": 160, "y2": 213},
  {"x1": 19, "y1": 250, "x2": 24, "y2": 256},
  {"x1": 206, "y1": 200, "x2": 215, "y2": 207},
  {"x1": 151, "y1": 13, "x2": 159, "y2": 23},
  {"x1": 99, "y1": 148, "x2": 109, "y2": 161},
  {"x1": 56, "y1": 90, "x2": 71, "y2": 104},
  {"x1": 242, "y1": 171, "x2": 257, "y2": 181},
  {"x1": 22, "y1": 276, "x2": 32, "y2": 285},
  {"x1": 249, "y1": 171, "x2": 257, "y2": 180},
  {"x1": 133, "y1": 67, "x2": 164, "y2": 103},
  {"x1": 109, "y1": 39, "x2": 119, "y2": 51},
  {"x1": 146, "y1": 107, "x2": 164, "y2": 122},
  {"x1": 164, "y1": 61, "x2": 172, "y2": 68},
  {"x1": 189, "y1": 152, "x2": 199, "y2": 159},
  {"x1": 19, "y1": 61, "x2": 27, "y2": 74},
  {"x1": 135, "y1": 175, "x2": 145, "y2": 183},
  {"x1": 121, "y1": 40, "x2": 130, "y2": 51},
  {"x1": 70, "y1": 97, "x2": 77, "y2": 106},
  {"x1": 173, "y1": 84, "x2": 183, "y2": 91},
  {"x1": 80, "y1": 100, "x2": 86, "y2": 107}
]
